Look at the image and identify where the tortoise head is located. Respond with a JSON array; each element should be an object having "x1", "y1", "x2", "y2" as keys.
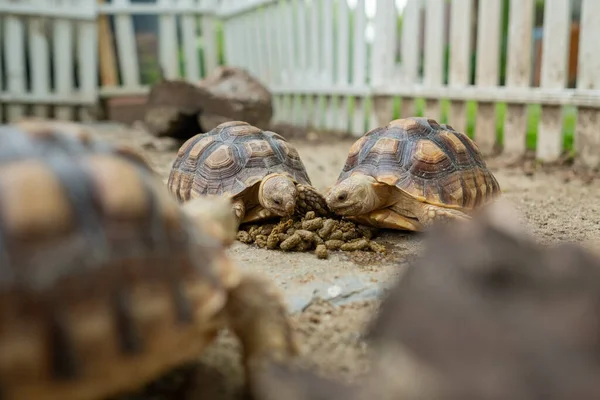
[
  {"x1": 182, "y1": 195, "x2": 238, "y2": 246},
  {"x1": 259, "y1": 173, "x2": 297, "y2": 217},
  {"x1": 326, "y1": 175, "x2": 383, "y2": 216}
]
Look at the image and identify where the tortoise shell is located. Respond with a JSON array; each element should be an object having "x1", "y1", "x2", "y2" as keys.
[
  {"x1": 168, "y1": 121, "x2": 312, "y2": 202},
  {"x1": 0, "y1": 126, "x2": 238, "y2": 400},
  {"x1": 337, "y1": 117, "x2": 501, "y2": 209},
  {"x1": 8, "y1": 119, "x2": 153, "y2": 171}
]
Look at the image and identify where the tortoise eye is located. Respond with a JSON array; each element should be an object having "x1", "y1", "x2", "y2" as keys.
[
  {"x1": 337, "y1": 193, "x2": 347, "y2": 201},
  {"x1": 273, "y1": 199, "x2": 282, "y2": 205}
]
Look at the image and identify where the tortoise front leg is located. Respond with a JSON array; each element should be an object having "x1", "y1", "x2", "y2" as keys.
[
  {"x1": 232, "y1": 198, "x2": 246, "y2": 229},
  {"x1": 346, "y1": 209, "x2": 423, "y2": 231},
  {"x1": 223, "y1": 274, "x2": 299, "y2": 396},
  {"x1": 411, "y1": 203, "x2": 471, "y2": 228},
  {"x1": 294, "y1": 184, "x2": 330, "y2": 217},
  {"x1": 242, "y1": 205, "x2": 278, "y2": 224}
]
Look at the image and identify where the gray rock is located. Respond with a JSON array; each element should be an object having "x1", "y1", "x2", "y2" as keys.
[
  {"x1": 143, "y1": 67, "x2": 273, "y2": 139},
  {"x1": 196, "y1": 66, "x2": 273, "y2": 132}
]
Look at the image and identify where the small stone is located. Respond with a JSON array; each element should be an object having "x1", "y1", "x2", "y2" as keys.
[{"x1": 315, "y1": 244, "x2": 328, "y2": 259}]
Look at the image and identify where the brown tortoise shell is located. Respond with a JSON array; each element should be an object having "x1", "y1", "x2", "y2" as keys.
[
  {"x1": 337, "y1": 117, "x2": 501, "y2": 210},
  {"x1": 0, "y1": 126, "x2": 236, "y2": 400},
  {"x1": 168, "y1": 121, "x2": 312, "y2": 202},
  {"x1": 10, "y1": 119, "x2": 153, "y2": 171}
]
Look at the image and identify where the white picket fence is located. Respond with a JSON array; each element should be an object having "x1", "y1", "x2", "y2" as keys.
[
  {"x1": 221, "y1": 0, "x2": 600, "y2": 168},
  {"x1": 0, "y1": 0, "x2": 98, "y2": 121},
  {"x1": 0, "y1": 0, "x2": 220, "y2": 117},
  {"x1": 2, "y1": 0, "x2": 600, "y2": 167}
]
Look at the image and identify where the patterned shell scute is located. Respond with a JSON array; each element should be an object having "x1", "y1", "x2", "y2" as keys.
[
  {"x1": 0, "y1": 127, "x2": 227, "y2": 391},
  {"x1": 338, "y1": 117, "x2": 501, "y2": 209},
  {"x1": 169, "y1": 121, "x2": 312, "y2": 202}
]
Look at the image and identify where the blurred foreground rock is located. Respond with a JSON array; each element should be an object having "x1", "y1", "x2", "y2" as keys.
[
  {"x1": 144, "y1": 66, "x2": 272, "y2": 139},
  {"x1": 253, "y1": 202, "x2": 600, "y2": 400}
]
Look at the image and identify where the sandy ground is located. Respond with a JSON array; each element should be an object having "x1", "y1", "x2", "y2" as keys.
[{"x1": 92, "y1": 122, "x2": 600, "y2": 399}]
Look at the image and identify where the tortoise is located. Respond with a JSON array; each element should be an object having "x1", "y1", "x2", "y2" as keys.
[
  {"x1": 10, "y1": 118, "x2": 153, "y2": 170},
  {"x1": 325, "y1": 117, "x2": 502, "y2": 231},
  {"x1": 0, "y1": 125, "x2": 297, "y2": 400},
  {"x1": 253, "y1": 202, "x2": 600, "y2": 400},
  {"x1": 167, "y1": 120, "x2": 329, "y2": 229}
]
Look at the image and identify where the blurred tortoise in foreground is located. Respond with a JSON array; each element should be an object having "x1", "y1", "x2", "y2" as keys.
[
  {"x1": 168, "y1": 121, "x2": 329, "y2": 229},
  {"x1": 253, "y1": 202, "x2": 600, "y2": 400},
  {"x1": 8, "y1": 118, "x2": 153, "y2": 171},
  {"x1": 326, "y1": 117, "x2": 501, "y2": 231},
  {"x1": 0, "y1": 126, "x2": 297, "y2": 400}
]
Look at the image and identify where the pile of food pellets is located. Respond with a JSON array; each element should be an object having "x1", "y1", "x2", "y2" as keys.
[{"x1": 236, "y1": 211, "x2": 387, "y2": 259}]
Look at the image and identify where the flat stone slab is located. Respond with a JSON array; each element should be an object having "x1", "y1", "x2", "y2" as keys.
[{"x1": 226, "y1": 233, "x2": 415, "y2": 314}]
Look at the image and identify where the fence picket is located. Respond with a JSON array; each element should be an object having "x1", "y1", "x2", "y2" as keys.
[
  {"x1": 0, "y1": 17, "x2": 3, "y2": 120},
  {"x1": 577, "y1": 0, "x2": 600, "y2": 168},
  {"x1": 284, "y1": 0, "x2": 296, "y2": 86},
  {"x1": 263, "y1": 5, "x2": 276, "y2": 85},
  {"x1": 351, "y1": 0, "x2": 367, "y2": 136},
  {"x1": 400, "y1": 0, "x2": 420, "y2": 117},
  {"x1": 77, "y1": 18, "x2": 99, "y2": 120},
  {"x1": 28, "y1": 13, "x2": 51, "y2": 118},
  {"x1": 423, "y1": 0, "x2": 445, "y2": 121},
  {"x1": 158, "y1": 0, "x2": 180, "y2": 79},
  {"x1": 309, "y1": 0, "x2": 322, "y2": 129},
  {"x1": 370, "y1": 0, "x2": 395, "y2": 128},
  {"x1": 201, "y1": 1, "x2": 219, "y2": 75},
  {"x1": 474, "y1": 0, "x2": 502, "y2": 155},
  {"x1": 113, "y1": 0, "x2": 140, "y2": 89},
  {"x1": 181, "y1": 0, "x2": 201, "y2": 82},
  {"x1": 253, "y1": 9, "x2": 267, "y2": 83},
  {"x1": 336, "y1": 0, "x2": 350, "y2": 132},
  {"x1": 503, "y1": 0, "x2": 534, "y2": 160},
  {"x1": 537, "y1": 0, "x2": 570, "y2": 162},
  {"x1": 322, "y1": 0, "x2": 335, "y2": 130},
  {"x1": 53, "y1": 17, "x2": 75, "y2": 120},
  {"x1": 448, "y1": 0, "x2": 473, "y2": 133},
  {"x1": 4, "y1": 16, "x2": 26, "y2": 121}
]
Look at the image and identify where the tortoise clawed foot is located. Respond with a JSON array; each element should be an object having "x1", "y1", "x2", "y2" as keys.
[
  {"x1": 420, "y1": 205, "x2": 471, "y2": 227},
  {"x1": 224, "y1": 274, "x2": 299, "y2": 394}
]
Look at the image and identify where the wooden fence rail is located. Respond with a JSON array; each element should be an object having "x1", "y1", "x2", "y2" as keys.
[{"x1": 2, "y1": 0, "x2": 600, "y2": 168}]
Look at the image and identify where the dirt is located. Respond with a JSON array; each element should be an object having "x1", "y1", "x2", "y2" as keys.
[{"x1": 91, "y1": 122, "x2": 600, "y2": 399}]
